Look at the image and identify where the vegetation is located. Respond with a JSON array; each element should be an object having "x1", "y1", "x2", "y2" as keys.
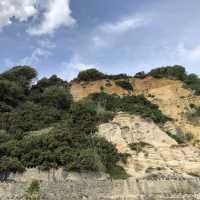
[
  {"x1": 186, "y1": 104, "x2": 200, "y2": 125},
  {"x1": 0, "y1": 66, "x2": 131, "y2": 180},
  {"x1": 0, "y1": 66, "x2": 173, "y2": 181},
  {"x1": 24, "y1": 180, "x2": 40, "y2": 200},
  {"x1": 85, "y1": 92, "x2": 170, "y2": 124},
  {"x1": 74, "y1": 68, "x2": 130, "y2": 82},
  {"x1": 166, "y1": 131, "x2": 193, "y2": 144},
  {"x1": 134, "y1": 71, "x2": 147, "y2": 79},
  {"x1": 75, "y1": 68, "x2": 106, "y2": 82},
  {"x1": 115, "y1": 80, "x2": 133, "y2": 91},
  {"x1": 0, "y1": 157, "x2": 25, "y2": 181},
  {"x1": 149, "y1": 65, "x2": 200, "y2": 95}
]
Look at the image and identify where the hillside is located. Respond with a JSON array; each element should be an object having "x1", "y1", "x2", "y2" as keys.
[
  {"x1": 1, "y1": 65, "x2": 200, "y2": 199},
  {"x1": 70, "y1": 73, "x2": 200, "y2": 142}
]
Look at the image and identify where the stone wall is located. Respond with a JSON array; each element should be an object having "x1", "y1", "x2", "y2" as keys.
[{"x1": 1, "y1": 169, "x2": 200, "y2": 200}]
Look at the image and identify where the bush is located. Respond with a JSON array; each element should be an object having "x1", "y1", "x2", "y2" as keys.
[
  {"x1": 1, "y1": 66, "x2": 37, "y2": 93},
  {"x1": 166, "y1": 131, "x2": 193, "y2": 144},
  {"x1": 39, "y1": 86, "x2": 72, "y2": 110},
  {"x1": 0, "y1": 80, "x2": 24, "y2": 108},
  {"x1": 149, "y1": 65, "x2": 187, "y2": 80},
  {"x1": 27, "y1": 180, "x2": 40, "y2": 195},
  {"x1": 74, "y1": 69, "x2": 130, "y2": 82},
  {"x1": 115, "y1": 80, "x2": 133, "y2": 91},
  {"x1": 75, "y1": 69, "x2": 106, "y2": 82},
  {"x1": 0, "y1": 157, "x2": 25, "y2": 181},
  {"x1": 106, "y1": 165, "x2": 129, "y2": 179},
  {"x1": 2, "y1": 102, "x2": 62, "y2": 134},
  {"x1": 85, "y1": 93, "x2": 170, "y2": 124},
  {"x1": 134, "y1": 71, "x2": 147, "y2": 79}
]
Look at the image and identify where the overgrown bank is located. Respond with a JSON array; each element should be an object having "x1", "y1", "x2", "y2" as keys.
[{"x1": 0, "y1": 66, "x2": 170, "y2": 181}]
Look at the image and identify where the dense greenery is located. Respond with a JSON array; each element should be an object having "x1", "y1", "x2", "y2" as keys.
[
  {"x1": 74, "y1": 68, "x2": 130, "y2": 82},
  {"x1": 0, "y1": 66, "x2": 172, "y2": 181},
  {"x1": 85, "y1": 92, "x2": 170, "y2": 124},
  {"x1": 149, "y1": 65, "x2": 187, "y2": 80},
  {"x1": 0, "y1": 66, "x2": 130, "y2": 181},
  {"x1": 115, "y1": 80, "x2": 133, "y2": 91},
  {"x1": 149, "y1": 65, "x2": 200, "y2": 95}
]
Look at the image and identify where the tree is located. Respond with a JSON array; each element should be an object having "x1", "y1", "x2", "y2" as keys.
[
  {"x1": 1, "y1": 66, "x2": 37, "y2": 92},
  {"x1": 0, "y1": 157, "x2": 25, "y2": 181},
  {"x1": 76, "y1": 68, "x2": 106, "y2": 82},
  {"x1": 149, "y1": 65, "x2": 187, "y2": 80},
  {"x1": 40, "y1": 86, "x2": 72, "y2": 110},
  {"x1": 0, "y1": 79, "x2": 24, "y2": 108}
]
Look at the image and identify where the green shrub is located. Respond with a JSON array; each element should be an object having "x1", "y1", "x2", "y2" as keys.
[
  {"x1": 27, "y1": 180, "x2": 40, "y2": 195},
  {"x1": 1, "y1": 66, "x2": 37, "y2": 93},
  {"x1": 2, "y1": 102, "x2": 62, "y2": 134},
  {"x1": 0, "y1": 157, "x2": 25, "y2": 181},
  {"x1": 85, "y1": 93, "x2": 170, "y2": 124},
  {"x1": 149, "y1": 65, "x2": 187, "y2": 80},
  {"x1": 74, "y1": 69, "x2": 130, "y2": 82},
  {"x1": 166, "y1": 131, "x2": 193, "y2": 144},
  {"x1": 75, "y1": 69, "x2": 106, "y2": 82},
  {"x1": 115, "y1": 80, "x2": 133, "y2": 91},
  {"x1": 134, "y1": 71, "x2": 147, "y2": 79},
  {"x1": 39, "y1": 86, "x2": 72, "y2": 110},
  {"x1": 107, "y1": 165, "x2": 129, "y2": 179}
]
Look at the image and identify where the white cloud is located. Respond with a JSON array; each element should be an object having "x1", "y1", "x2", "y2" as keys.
[
  {"x1": 60, "y1": 55, "x2": 98, "y2": 80},
  {"x1": 0, "y1": 0, "x2": 75, "y2": 35},
  {"x1": 0, "y1": 0, "x2": 37, "y2": 29},
  {"x1": 93, "y1": 15, "x2": 148, "y2": 48},
  {"x1": 28, "y1": 0, "x2": 76, "y2": 35},
  {"x1": 99, "y1": 16, "x2": 146, "y2": 35},
  {"x1": 21, "y1": 48, "x2": 51, "y2": 65}
]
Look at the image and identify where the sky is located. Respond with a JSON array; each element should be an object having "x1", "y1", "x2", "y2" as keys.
[{"x1": 1, "y1": 0, "x2": 200, "y2": 80}]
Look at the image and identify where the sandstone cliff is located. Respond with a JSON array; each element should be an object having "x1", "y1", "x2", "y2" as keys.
[{"x1": 70, "y1": 76, "x2": 200, "y2": 140}]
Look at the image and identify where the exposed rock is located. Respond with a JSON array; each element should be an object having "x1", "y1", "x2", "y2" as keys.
[{"x1": 97, "y1": 113, "x2": 200, "y2": 178}]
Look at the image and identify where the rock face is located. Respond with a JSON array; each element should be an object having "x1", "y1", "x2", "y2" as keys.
[
  {"x1": 1, "y1": 113, "x2": 200, "y2": 200},
  {"x1": 70, "y1": 76, "x2": 200, "y2": 139},
  {"x1": 97, "y1": 113, "x2": 200, "y2": 178}
]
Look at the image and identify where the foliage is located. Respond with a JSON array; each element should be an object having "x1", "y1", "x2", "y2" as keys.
[
  {"x1": 0, "y1": 157, "x2": 25, "y2": 181},
  {"x1": 0, "y1": 66, "x2": 37, "y2": 93},
  {"x1": 166, "y1": 131, "x2": 193, "y2": 144},
  {"x1": 186, "y1": 104, "x2": 200, "y2": 125},
  {"x1": 0, "y1": 102, "x2": 62, "y2": 134},
  {"x1": 86, "y1": 92, "x2": 170, "y2": 124},
  {"x1": 0, "y1": 66, "x2": 172, "y2": 180},
  {"x1": 75, "y1": 69, "x2": 106, "y2": 82},
  {"x1": 134, "y1": 71, "x2": 147, "y2": 79},
  {"x1": 106, "y1": 165, "x2": 129, "y2": 180},
  {"x1": 74, "y1": 68, "x2": 130, "y2": 82},
  {"x1": 24, "y1": 180, "x2": 40, "y2": 200},
  {"x1": 184, "y1": 74, "x2": 200, "y2": 95},
  {"x1": 38, "y1": 86, "x2": 72, "y2": 110},
  {"x1": 27, "y1": 180, "x2": 40, "y2": 195},
  {"x1": 149, "y1": 65, "x2": 187, "y2": 80},
  {"x1": 0, "y1": 80, "x2": 24, "y2": 109},
  {"x1": 115, "y1": 80, "x2": 133, "y2": 91}
]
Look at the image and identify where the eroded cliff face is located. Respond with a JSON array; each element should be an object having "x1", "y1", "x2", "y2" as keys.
[
  {"x1": 70, "y1": 76, "x2": 200, "y2": 140},
  {"x1": 2, "y1": 113, "x2": 200, "y2": 200},
  {"x1": 97, "y1": 113, "x2": 200, "y2": 178}
]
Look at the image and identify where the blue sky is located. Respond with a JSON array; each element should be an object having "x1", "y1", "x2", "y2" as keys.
[{"x1": 1, "y1": 0, "x2": 200, "y2": 80}]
